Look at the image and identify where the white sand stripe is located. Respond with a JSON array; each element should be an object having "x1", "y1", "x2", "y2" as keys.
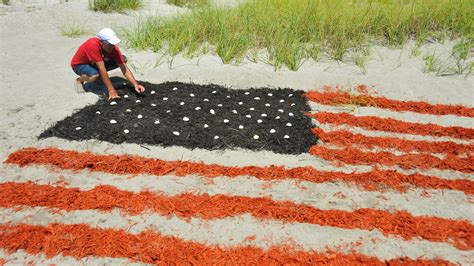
[
  {"x1": 33, "y1": 138, "x2": 474, "y2": 181},
  {"x1": 0, "y1": 249, "x2": 148, "y2": 266},
  {"x1": 317, "y1": 122, "x2": 473, "y2": 145},
  {"x1": 308, "y1": 102, "x2": 474, "y2": 129},
  {"x1": 1, "y1": 207, "x2": 473, "y2": 264},
  {"x1": 1, "y1": 164, "x2": 472, "y2": 222},
  {"x1": 33, "y1": 137, "x2": 373, "y2": 174}
]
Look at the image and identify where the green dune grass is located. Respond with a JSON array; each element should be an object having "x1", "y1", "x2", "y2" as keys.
[
  {"x1": 89, "y1": 0, "x2": 143, "y2": 12},
  {"x1": 126, "y1": 0, "x2": 473, "y2": 70}
]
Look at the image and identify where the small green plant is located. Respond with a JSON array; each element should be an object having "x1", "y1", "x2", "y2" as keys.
[
  {"x1": 450, "y1": 38, "x2": 473, "y2": 75},
  {"x1": 422, "y1": 51, "x2": 443, "y2": 74},
  {"x1": 355, "y1": 52, "x2": 368, "y2": 74},
  {"x1": 2, "y1": 0, "x2": 10, "y2": 5},
  {"x1": 89, "y1": 0, "x2": 142, "y2": 12},
  {"x1": 166, "y1": 0, "x2": 209, "y2": 8},
  {"x1": 60, "y1": 23, "x2": 89, "y2": 38}
]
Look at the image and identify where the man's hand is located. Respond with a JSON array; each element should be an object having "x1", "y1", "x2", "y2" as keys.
[
  {"x1": 108, "y1": 89, "x2": 121, "y2": 100},
  {"x1": 134, "y1": 84, "x2": 145, "y2": 94}
]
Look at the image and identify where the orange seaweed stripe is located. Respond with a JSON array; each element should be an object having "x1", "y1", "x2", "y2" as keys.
[
  {"x1": 309, "y1": 112, "x2": 474, "y2": 140},
  {"x1": 0, "y1": 182, "x2": 472, "y2": 250},
  {"x1": 5, "y1": 147, "x2": 474, "y2": 195},
  {"x1": 0, "y1": 223, "x2": 452, "y2": 265},
  {"x1": 310, "y1": 146, "x2": 474, "y2": 173},
  {"x1": 305, "y1": 90, "x2": 474, "y2": 118},
  {"x1": 313, "y1": 128, "x2": 474, "y2": 155}
]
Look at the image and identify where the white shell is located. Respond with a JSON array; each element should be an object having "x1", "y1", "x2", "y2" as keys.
[
  {"x1": 249, "y1": 108, "x2": 255, "y2": 111},
  {"x1": 284, "y1": 135, "x2": 290, "y2": 139},
  {"x1": 95, "y1": 111, "x2": 101, "y2": 114},
  {"x1": 210, "y1": 109, "x2": 215, "y2": 115},
  {"x1": 124, "y1": 95, "x2": 129, "y2": 98},
  {"x1": 195, "y1": 107, "x2": 201, "y2": 110},
  {"x1": 166, "y1": 110, "x2": 171, "y2": 113},
  {"x1": 291, "y1": 103, "x2": 296, "y2": 106},
  {"x1": 261, "y1": 114, "x2": 267, "y2": 117},
  {"x1": 135, "y1": 100, "x2": 141, "y2": 103},
  {"x1": 137, "y1": 114, "x2": 143, "y2": 119},
  {"x1": 280, "y1": 99, "x2": 285, "y2": 103},
  {"x1": 245, "y1": 92, "x2": 250, "y2": 95},
  {"x1": 275, "y1": 116, "x2": 280, "y2": 119},
  {"x1": 232, "y1": 110, "x2": 237, "y2": 114},
  {"x1": 204, "y1": 124, "x2": 209, "y2": 128},
  {"x1": 151, "y1": 103, "x2": 156, "y2": 107},
  {"x1": 190, "y1": 93, "x2": 195, "y2": 97},
  {"x1": 183, "y1": 117, "x2": 190, "y2": 121},
  {"x1": 278, "y1": 109, "x2": 284, "y2": 113},
  {"x1": 75, "y1": 127, "x2": 81, "y2": 130},
  {"x1": 110, "y1": 101, "x2": 117, "y2": 105},
  {"x1": 254, "y1": 97, "x2": 260, "y2": 100},
  {"x1": 289, "y1": 93, "x2": 293, "y2": 97},
  {"x1": 238, "y1": 102, "x2": 243, "y2": 105},
  {"x1": 238, "y1": 125, "x2": 244, "y2": 129},
  {"x1": 226, "y1": 96, "x2": 231, "y2": 98},
  {"x1": 173, "y1": 87, "x2": 178, "y2": 91},
  {"x1": 154, "y1": 120, "x2": 160, "y2": 124},
  {"x1": 268, "y1": 93, "x2": 273, "y2": 96},
  {"x1": 204, "y1": 99, "x2": 209, "y2": 102},
  {"x1": 212, "y1": 91, "x2": 217, "y2": 94},
  {"x1": 223, "y1": 119, "x2": 229, "y2": 123},
  {"x1": 218, "y1": 104, "x2": 223, "y2": 107},
  {"x1": 270, "y1": 129, "x2": 276, "y2": 133},
  {"x1": 110, "y1": 120, "x2": 117, "y2": 124},
  {"x1": 180, "y1": 102, "x2": 185, "y2": 106},
  {"x1": 151, "y1": 91, "x2": 156, "y2": 94},
  {"x1": 253, "y1": 135, "x2": 259, "y2": 140},
  {"x1": 173, "y1": 131, "x2": 180, "y2": 136},
  {"x1": 163, "y1": 97, "x2": 168, "y2": 101},
  {"x1": 125, "y1": 109, "x2": 131, "y2": 112},
  {"x1": 257, "y1": 119, "x2": 263, "y2": 123},
  {"x1": 246, "y1": 115, "x2": 251, "y2": 118},
  {"x1": 124, "y1": 129, "x2": 129, "y2": 134},
  {"x1": 265, "y1": 103, "x2": 271, "y2": 107},
  {"x1": 286, "y1": 123, "x2": 292, "y2": 127},
  {"x1": 214, "y1": 136, "x2": 219, "y2": 140},
  {"x1": 289, "y1": 112, "x2": 294, "y2": 116}
]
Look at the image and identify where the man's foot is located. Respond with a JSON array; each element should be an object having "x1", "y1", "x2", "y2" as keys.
[{"x1": 74, "y1": 78, "x2": 85, "y2": 94}]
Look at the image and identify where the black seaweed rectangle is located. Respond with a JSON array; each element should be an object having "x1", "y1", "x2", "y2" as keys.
[{"x1": 40, "y1": 81, "x2": 318, "y2": 154}]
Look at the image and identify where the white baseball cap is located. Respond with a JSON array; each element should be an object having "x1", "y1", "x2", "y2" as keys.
[{"x1": 98, "y1": 28, "x2": 121, "y2": 45}]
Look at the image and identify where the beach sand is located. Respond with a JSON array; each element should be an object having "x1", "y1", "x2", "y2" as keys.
[{"x1": 0, "y1": 0, "x2": 473, "y2": 264}]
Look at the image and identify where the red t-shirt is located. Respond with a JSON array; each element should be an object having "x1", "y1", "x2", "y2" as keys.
[{"x1": 70, "y1": 38, "x2": 124, "y2": 68}]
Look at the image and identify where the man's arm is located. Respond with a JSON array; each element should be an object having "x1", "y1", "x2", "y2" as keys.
[
  {"x1": 119, "y1": 63, "x2": 145, "y2": 93},
  {"x1": 96, "y1": 61, "x2": 120, "y2": 100}
]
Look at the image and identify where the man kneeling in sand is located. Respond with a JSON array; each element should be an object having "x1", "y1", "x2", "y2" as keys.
[{"x1": 71, "y1": 28, "x2": 145, "y2": 100}]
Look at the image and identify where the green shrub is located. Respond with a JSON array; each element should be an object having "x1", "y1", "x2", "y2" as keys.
[{"x1": 89, "y1": 0, "x2": 142, "y2": 12}]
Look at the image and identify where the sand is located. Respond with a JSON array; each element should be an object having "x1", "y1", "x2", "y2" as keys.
[{"x1": 0, "y1": 0, "x2": 473, "y2": 265}]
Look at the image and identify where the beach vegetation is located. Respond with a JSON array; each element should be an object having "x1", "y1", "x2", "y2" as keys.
[
  {"x1": 126, "y1": 0, "x2": 473, "y2": 71},
  {"x1": 422, "y1": 51, "x2": 443, "y2": 74},
  {"x1": 60, "y1": 23, "x2": 89, "y2": 38},
  {"x1": 89, "y1": 0, "x2": 143, "y2": 12},
  {"x1": 2, "y1": 0, "x2": 10, "y2": 5},
  {"x1": 166, "y1": 0, "x2": 209, "y2": 8}
]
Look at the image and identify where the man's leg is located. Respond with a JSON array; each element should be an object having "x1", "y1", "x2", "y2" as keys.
[{"x1": 72, "y1": 65, "x2": 100, "y2": 93}]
